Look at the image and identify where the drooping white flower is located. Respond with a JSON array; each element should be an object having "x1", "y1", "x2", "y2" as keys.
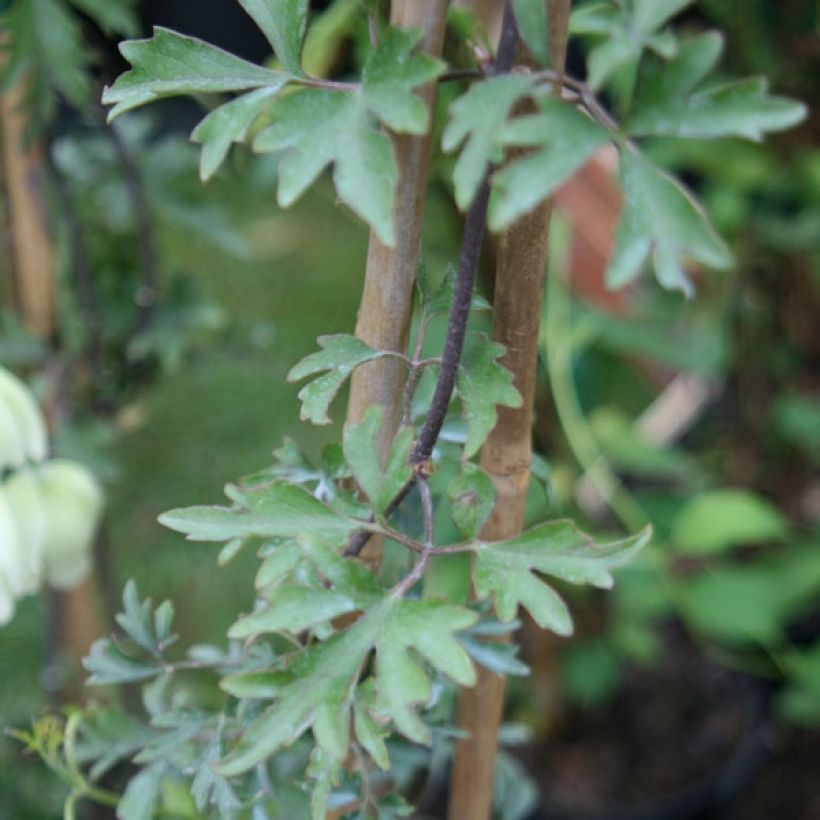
[
  {"x1": 0, "y1": 484, "x2": 35, "y2": 597},
  {"x1": 5, "y1": 467, "x2": 47, "y2": 593},
  {"x1": 39, "y1": 460, "x2": 104, "y2": 590},
  {"x1": 0, "y1": 367, "x2": 48, "y2": 466}
]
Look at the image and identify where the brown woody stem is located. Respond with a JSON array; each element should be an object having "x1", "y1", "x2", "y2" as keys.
[{"x1": 447, "y1": 3, "x2": 572, "y2": 818}]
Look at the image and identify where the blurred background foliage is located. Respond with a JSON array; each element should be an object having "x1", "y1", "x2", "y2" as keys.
[{"x1": 0, "y1": 0, "x2": 818, "y2": 817}]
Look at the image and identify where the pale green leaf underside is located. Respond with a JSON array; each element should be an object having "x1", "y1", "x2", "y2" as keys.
[
  {"x1": 102, "y1": 27, "x2": 288, "y2": 119},
  {"x1": 607, "y1": 150, "x2": 732, "y2": 297},
  {"x1": 287, "y1": 334, "x2": 389, "y2": 424}
]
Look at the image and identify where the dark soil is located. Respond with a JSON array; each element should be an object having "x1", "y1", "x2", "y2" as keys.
[{"x1": 517, "y1": 625, "x2": 820, "y2": 820}]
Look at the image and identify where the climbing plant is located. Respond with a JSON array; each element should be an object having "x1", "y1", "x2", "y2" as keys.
[{"x1": 11, "y1": 0, "x2": 805, "y2": 818}]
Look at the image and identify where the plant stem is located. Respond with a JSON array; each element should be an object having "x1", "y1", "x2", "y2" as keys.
[
  {"x1": 410, "y1": 5, "x2": 519, "y2": 465},
  {"x1": 344, "y1": 0, "x2": 449, "y2": 570},
  {"x1": 447, "y1": 4, "x2": 572, "y2": 818}
]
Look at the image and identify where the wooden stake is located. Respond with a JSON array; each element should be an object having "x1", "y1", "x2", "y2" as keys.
[{"x1": 448, "y1": 4, "x2": 571, "y2": 817}]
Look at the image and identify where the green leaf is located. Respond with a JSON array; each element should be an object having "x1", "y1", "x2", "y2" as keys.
[
  {"x1": 448, "y1": 463, "x2": 496, "y2": 540},
  {"x1": 590, "y1": 406, "x2": 696, "y2": 479},
  {"x1": 670, "y1": 489, "x2": 787, "y2": 555},
  {"x1": 442, "y1": 75, "x2": 535, "y2": 210},
  {"x1": 68, "y1": 0, "x2": 138, "y2": 36},
  {"x1": 419, "y1": 263, "x2": 491, "y2": 321},
  {"x1": 102, "y1": 27, "x2": 288, "y2": 119},
  {"x1": 221, "y1": 670, "x2": 294, "y2": 699},
  {"x1": 159, "y1": 482, "x2": 358, "y2": 544},
  {"x1": 1, "y1": 0, "x2": 93, "y2": 126},
  {"x1": 631, "y1": 76, "x2": 806, "y2": 141},
  {"x1": 629, "y1": 33, "x2": 806, "y2": 140},
  {"x1": 117, "y1": 764, "x2": 163, "y2": 820},
  {"x1": 374, "y1": 600, "x2": 477, "y2": 743},
  {"x1": 490, "y1": 98, "x2": 610, "y2": 230},
  {"x1": 236, "y1": 0, "x2": 308, "y2": 72},
  {"x1": 255, "y1": 89, "x2": 395, "y2": 243},
  {"x1": 677, "y1": 569, "x2": 785, "y2": 645},
  {"x1": 84, "y1": 639, "x2": 160, "y2": 685},
  {"x1": 253, "y1": 31, "x2": 441, "y2": 243},
  {"x1": 459, "y1": 636, "x2": 530, "y2": 677},
  {"x1": 287, "y1": 334, "x2": 389, "y2": 425},
  {"x1": 343, "y1": 407, "x2": 413, "y2": 516},
  {"x1": 217, "y1": 598, "x2": 475, "y2": 776},
  {"x1": 570, "y1": 0, "x2": 691, "y2": 91},
  {"x1": 632, "y1": 0, "x2": 692, "y2": 32},
  {"x1": 353, "y1": 703, "x2": 389, "y2": 770},
  {"x1": 457, "y1": 334, "x2": 523, "y2": 458},
  {"x1": 229, "y1": 587, "x2": 359, "y2": 638},
  {"x1": 361, "y1": 27, "x2": 445, "y2": 135},
  {"x1": 191, "y1": 86, "x2": 284, "y2": 180},
  {"x1": 474, "y1": 522, "x2": 652, "y2": 630},
  {"x1": 511, "y1": 0, "x2": 549, "y2": 66},
  {"x1": 255, "y1": 541, "x2": 304, "y2": 591},
  {"x1": 606, "y1": 151, "x2": 732, "y2": 296},
  {"x1": 116, "y1": 580, "x2": 159, "y2": 655}
]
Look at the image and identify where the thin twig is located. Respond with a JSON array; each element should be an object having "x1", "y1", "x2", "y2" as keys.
[
  {"x1": 418, "y1": 476, "x2": 434, "y2": 547},
  {"x1": 409, "y1": 9, "x2": 519, "y2": 465}
]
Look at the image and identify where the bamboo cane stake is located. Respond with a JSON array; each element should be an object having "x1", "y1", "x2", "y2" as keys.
[
  {"x1": 345, "y1": 0, "x2": 449, "y2": 569},
  {"x1": 448, "y1": 4, "x2": 571, "y2": 817}
]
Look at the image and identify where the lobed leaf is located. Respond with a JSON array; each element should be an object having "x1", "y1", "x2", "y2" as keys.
[
  {"x1": 606, "y1": 150, "x2": 732, "y2": 297},
  {"x1": 629, "y1": 75, "x2": 806, "y2": 141},
  {"x1": 236, "y1": 0, "x2": 308, "y2": 72},
  {"x1": 159, "y1": 482, "x2": 359, "y2": 544},
  {"x1": 448, "y1": 463, "x2": 496, "y2": 540},
  {"x1": 361, "y1": 27, "x2": 445, "y2": 135},
  {"x1": 103, "y1": 27, "x2": 288, "y2": 119},
  {"x1": 490, "y1": 98, "x2": 610, "y2": 230},
  {"x1": 474, "y1": 521, "x2": 652, "y2": 631},
  {"x1": 191, "y1": 86, "x2": 284, "y2": 181},
  {"x1": 287, "y1": 334, "x2": 390, "y2": 424},
  {"x1": 442, "y1": 74, "x2": 535, "y2": 211},
  {"x1": 570, "y1": 0, "x2": 692, "y2": 91},
  {"x1": 343, "y1": 407, "x2": 413, "y2": 516},
  {"x1": 457, "y1": 333, "x2": 523, "y2": 458},
  {"x1": 217, "y1": 598, "x2": 476, "y2": 777},
  {"x1": 628, "y1": 32, "x2": 806, "y2": 141}
]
